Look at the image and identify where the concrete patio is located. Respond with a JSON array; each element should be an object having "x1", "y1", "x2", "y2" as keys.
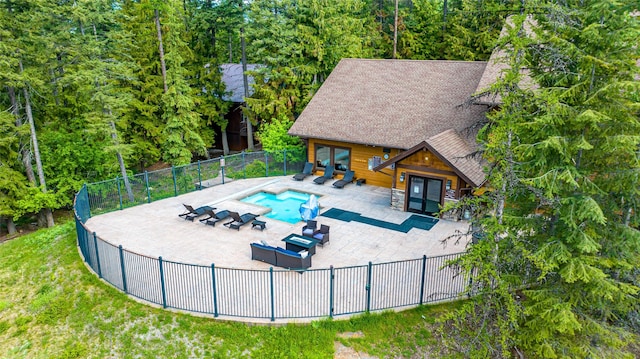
[{"x1": 85, "y1": 176, "x2": 472, "y2": 270}]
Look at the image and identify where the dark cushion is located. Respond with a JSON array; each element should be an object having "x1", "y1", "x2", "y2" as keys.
[{"x1": 276, "y1": 247, "x2": 301, "y2": 257}]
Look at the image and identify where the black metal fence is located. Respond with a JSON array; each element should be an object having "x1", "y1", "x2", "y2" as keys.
[
  {"x1": 86, "y1": 150, "x2": 307, "y2": 215},
  {"x1": 73, "y1": 151, "x2": 471, "y2": 321}
]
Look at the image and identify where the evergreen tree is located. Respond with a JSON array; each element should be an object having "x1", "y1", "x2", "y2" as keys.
[{"x1": 442, "y1": 4, "x2": 640, "y2": 357}]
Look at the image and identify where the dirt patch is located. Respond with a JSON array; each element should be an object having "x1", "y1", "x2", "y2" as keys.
[{"x1": 334, "y1": 332, "x2": 378, "y2": 359}]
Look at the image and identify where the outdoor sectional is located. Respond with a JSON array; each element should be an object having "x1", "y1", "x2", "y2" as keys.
[{"x1": 250, "y1": 243, "x2": 311, "y2": 269}]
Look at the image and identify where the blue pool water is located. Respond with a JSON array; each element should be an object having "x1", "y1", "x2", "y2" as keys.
[{"x1": 240, "y1": 190, "x2": 315, "y2": 224}]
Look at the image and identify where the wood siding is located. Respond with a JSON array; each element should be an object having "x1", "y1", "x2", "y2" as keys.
[
  {"x1": 307, "y1": 139, "x2": 402, "y2": 187},
  {"x1": 306, "y1": 139, "x2": 474, "y2": 198},
  {"x1": 394, "y1": 150, "x2": 459, "y2": 192}
]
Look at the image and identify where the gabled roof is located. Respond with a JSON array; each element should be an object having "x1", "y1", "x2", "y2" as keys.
[
  {"x1": 473, "y1": 16, "x2": 537, "y2": 105},
  {"x1": 373, "y1": 129, "x2": 486, "y2": 187},
  {"x1": 288, "y1": 58, "x2": 489, "y2": 150},
  {"x1": 220, "y1": 63, "x2": 259, "y2": 103}
]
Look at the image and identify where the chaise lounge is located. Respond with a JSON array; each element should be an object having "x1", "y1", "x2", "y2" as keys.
[
  {"x1": 199, "y1": 209, "x2": 231, "y2": 226},
  {"x1": 292, "y1": 162, "x2": 314, "y2": 181},
  {"x1": 332, "y1": 170, "x2": 355, "y2": 189},
  {"x1": 313, "y1": 165, "x2": 335, "y2": 185},
  {"x1": 179, "y1": 204, "x2": 215, "y2": 221},
  {"x1": 224, "y1": 211, "x2": 260, "y2": 230}
]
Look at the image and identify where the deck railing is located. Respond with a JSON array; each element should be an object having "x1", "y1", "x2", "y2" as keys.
[{"x1": 73, "y1": 151, "x2": 472, "y2": 321}]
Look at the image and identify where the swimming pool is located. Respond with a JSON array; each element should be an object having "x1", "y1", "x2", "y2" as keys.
[{"x1": 240, "y1": 190, "x2": 317, "y2": 224}]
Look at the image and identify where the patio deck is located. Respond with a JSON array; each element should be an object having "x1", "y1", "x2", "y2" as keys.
[{"x1": 85, "y1": 176, "x2": 471, "y2": 270}]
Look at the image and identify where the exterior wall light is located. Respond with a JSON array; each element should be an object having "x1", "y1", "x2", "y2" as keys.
[{"x1": 399, "y1": 172, "x2": 405, "y2": 182}]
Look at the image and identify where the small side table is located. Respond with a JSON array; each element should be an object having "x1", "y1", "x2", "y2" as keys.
[
  {"x1": 251, "y1": 220, "x2": 266, "y2": 231},
  {"x1": 356, "y1": 178, "x2": 366, "y2": 186}
]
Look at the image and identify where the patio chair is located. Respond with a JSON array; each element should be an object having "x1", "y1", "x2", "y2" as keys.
[
  {"x1": 292, "y1": 162, "x2": 314, "y2": 181},
  {"x1": 301, "y1": 220, "x2": 317, "y2": 237},
  {"x1": 311, "y1": 224, "x2": 330, "y2": 247},
  {"x1": 179, "y1": 204, "x2": 215, "y2": 221},
  {"x1": 332, "y1": 170, "x2": 355, "y2": 189},
  {"x1": 223, "y1": 211, "x2": 260, "y2": 231},
  {"x1": 199, "y1": 209, "x2": 231, "y2": 227},
  {"x1": 313, "y1": 165, "x2": 335, "y2": 185}
]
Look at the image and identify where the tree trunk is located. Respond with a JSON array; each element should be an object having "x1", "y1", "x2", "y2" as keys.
[
  {"x1": 240, "y1": 26, "x2": 254, "y2": 151},
  {"x1": 393, "y1": 0, "x2": 398, "y2": 59},
  {"x1": 155, "y1": 9, "x2": 169, "y2": 94},
  {"x1": 20, "y1": 61, "x2": 55, "y2": 228},
  {"x1": 110, "y1": 120, "x2": 135, "y2": 202},
  {"x1": 221, "y1": 128, "x2": 230, "y2": 155},
  {"x1": 8, "y1": 86, "x2": 36, "y2": 183},
  {"x1": 6, "y1": 217, "x2": 17, "y2": 235},
  {"x1": 228, "y1": 32, "x2": 233, "y2": 63}
]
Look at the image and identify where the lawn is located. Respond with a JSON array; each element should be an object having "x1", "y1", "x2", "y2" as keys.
[{"x1": 0, "y1": 221, "x2": 455, "y2": 358}]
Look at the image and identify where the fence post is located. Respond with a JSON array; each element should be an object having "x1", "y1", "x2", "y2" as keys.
[
  {"x1": 144, "y1": 171, "x2": 151, "y2": 203},
  {"x1": 159, "y1": 256, "x2": 167, "y2": 308},
  {"x1": 197, "y1": 161, "x2": 202, "y2": 190},
  {"x1": 366, "y1": 261, "x2": 372, "y2": 313},
  {"x1": 242, "y1": 152, "x2": 246, "y2": 179},
  {"x1": 467, "y1": 265, "x2": 474, "y2": 298},
  {"x1": 119, "y1": 245, "x2": 128, "y2": 293},
  {"x1": 283, "y1": 149, "x2": 287, "y2": 175},
  {"x1": 329, "y1": 265, "x2": 335, "y2": 318},
  {"x1": 221, "y1": 157, "x2": 225, "y2": 185},
  {"x1": 93, "y1": 232, "x2": 102, "y2": 278},
  {"x1": 269, "y1": 267, "x2": 275, "y2": 322},
  {"x1": 211, "y1": 263, "x2": 218, "y2": 317},
  {"x1": 265, "y1": 152, "x2": 269, "y2": 177},
  {"x1": 419, "y1": 255, "x2": 427, "y2": 305},
  {"x1": 172, "y1": 166, "x2": 178, "y2": 196},
  {"x1": 116, "y1": 176, "x2": 123, "y2": 210}
]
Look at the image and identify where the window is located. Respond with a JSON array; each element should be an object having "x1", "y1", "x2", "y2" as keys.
[
  {"x1": 316, "y1": 145, "x2": 330, "y2": 169},
  {"x1": 314, "y1": 144, "x2": 351, "y2": 171}
]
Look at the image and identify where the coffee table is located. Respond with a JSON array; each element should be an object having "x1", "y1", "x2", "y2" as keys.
[{"x1": 281, "y1": 233, "x2": 319, "y2": 256}]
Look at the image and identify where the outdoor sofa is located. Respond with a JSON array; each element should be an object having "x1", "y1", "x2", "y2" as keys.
[{"x1": 250, "y1": 243, "x2": 312, "y2": 269}]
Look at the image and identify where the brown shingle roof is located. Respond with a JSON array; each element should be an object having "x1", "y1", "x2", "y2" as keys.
[
  {"x1": 220, "y1": 63, "x2": 260, "y2": 103},
  {"x1": 473, "y1": 16, "x2": 537, "y2": 105},
  {"x1": 288, "y1": 59, "x2": 488, "y2": 149},
  {"x1": 427, "y1": 130, "x2": 486, "y2": 187}
]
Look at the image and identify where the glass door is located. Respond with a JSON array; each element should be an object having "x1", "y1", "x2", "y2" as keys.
[
  {"x1": 408, "y1": 176, "x2": 425, "y2": 213},
  {"x1": 407, "y1": 176, "x2": 443, "y2": 216},
  {"x1": 424, "y1": 178, "x2": 443, "y2": 215}
]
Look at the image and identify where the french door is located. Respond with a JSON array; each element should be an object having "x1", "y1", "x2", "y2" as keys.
[{"x1": 407, "y1": 176, "x2": 443, "y2": 216}]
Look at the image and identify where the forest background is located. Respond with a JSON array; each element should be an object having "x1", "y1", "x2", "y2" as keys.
[
  {"x1": 2, "y1": 0, "x2": 640, "y2": 357},
  {"x1": 0, "y1": 0, "x2": 511, "y2": 234}
]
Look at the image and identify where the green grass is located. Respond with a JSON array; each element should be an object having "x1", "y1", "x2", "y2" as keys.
[{"x1": 0, "y1": 222, "x2": 454, "y2": 358}]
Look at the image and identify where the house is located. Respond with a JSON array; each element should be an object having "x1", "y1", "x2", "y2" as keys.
[
  {"x1": 213, "y1": 63, "x2": 260, "y2": 152},
  {"x1": 288, "y1": 58, "x2": 493, "y2": 216}
]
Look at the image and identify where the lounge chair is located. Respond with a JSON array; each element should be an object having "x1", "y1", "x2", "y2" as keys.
[
  {"x1": 332, "y1": 170, "x2": 355, "y2": 189},
  {"x1": 292, "y1": 162, "x2": 313, "y2": 181},
  {"x1": 302, "y1": 220, "x2": 317, "y2": 236},
  {"x1": 179, "y1": 204, "x2": 215, "y2": 221},
  {"x1": 311, "y1": 224, "x2": 330, "y2": 247},
  {"x1": 313, "y1": 165, "x2": 335, "y2": 185},
  {"x1": 223, "y1": 211, "x2": 260, "y2": 230},
  {"x1": 199, "y1": 209, "x2": 231, "y2": 227}
]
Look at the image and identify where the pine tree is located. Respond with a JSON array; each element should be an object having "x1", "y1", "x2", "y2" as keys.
[{"x1": 442, "y1": 3, "x2": 640, "y2": 357}]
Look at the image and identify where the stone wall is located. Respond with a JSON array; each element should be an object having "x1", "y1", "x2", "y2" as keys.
[{"x1": 391, "y1": 189, "x2": 405, "y2": 211}]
